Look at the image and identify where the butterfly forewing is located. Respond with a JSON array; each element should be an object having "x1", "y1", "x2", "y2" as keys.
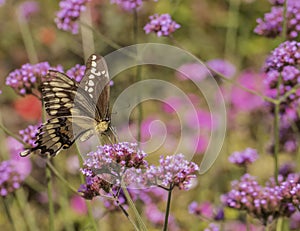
[{"x1": 82, "y1": 54, "x2": 110, "y2": 121}]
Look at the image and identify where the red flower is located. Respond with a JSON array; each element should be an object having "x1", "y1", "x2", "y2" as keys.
[{"x1": 14, "y1": 95, "x2": 42, "y2": 121}]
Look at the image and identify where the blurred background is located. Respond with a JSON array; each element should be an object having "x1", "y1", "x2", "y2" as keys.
[{"x1": 0, "y1": 0, "x2": 293, "y2": 230}]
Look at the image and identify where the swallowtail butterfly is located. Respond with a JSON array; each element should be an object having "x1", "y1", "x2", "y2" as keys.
[{"x1": 20, "y1": 54, "x2": 114, "y2": 157}]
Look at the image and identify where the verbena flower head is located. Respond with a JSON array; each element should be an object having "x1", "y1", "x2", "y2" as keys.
[
  {"x1": 265, "y1": 41, "x2": 300, "y2": 72},
  {"x1": 18, "y1": 1, "x2": 40, "y2": 21},
  {"x1": 6, "y1": 62, "x2": 52, "y2": 95},
  {"x1": 255, "y1": 1, "x2": 300, "y2": 39},
  {"x1": 264, "y1": 41, "x2": 300, "y2": 115},
  {"x1": 19, "y1": 124, "x2": 40, "y2": 147},
  {"x1": 228, "y1": 148, "x2": 259, "y2": 166},
  {"x1": 145, "y1": 154, "x2": 199, "y2": 190},
  {"x1": 222, "y1": 173, "x2": 296, "y2": 225},
  {"x1": 66, "y1": 64, "x2": 86, "y2": 82},
  {"x1": 110, "y1": 0, "x2": 142, "y2": 11},
  {"x1": 55, "y1": 0, "x2": 91, "y2": 34},
  {"x1": 144, "y1": 14, "x2": 180, "y2": 37},
  {"x1": 79, "y1": 142, "x2": 148, "y2": 199},
  {"x1": 0, "y1": 160, "x2": 26, "y2": 197},
  {"x1": 229, "y1": 72, "x2": 265, "y2": 113}
]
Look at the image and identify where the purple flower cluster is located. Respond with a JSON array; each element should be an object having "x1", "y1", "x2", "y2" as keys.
[
  {"x1": 228, "y1": 148, "x2": 259, "y2": 167},
  {"x1": 144, "y1": 14, "x2": 180, "y2": 37},
  {"x1": 263, "y1": 41, "x2": 300, "y2": 114},
  {"x1": 6, "y1": 62, "x2": 52, "y2": 95},
  {"x1": 79, "y1": 142, "x2": 148, "y2": 199},
  {"x1": 222, "y1": 173, "x2": 299, "y2": 224},
  {"x1": 55, "y1": 0, "x2": 91, "y2": 34},
  {"x1": 265, "y1": 41, "x2": 300, "y2": 72},
  {"x1": 66, "y1": 64, "x2": 86, "y2": 82},
  {"x1": 255, "y1": 1, "x2": 300, "y2": 39},
  {"x1": 145, "y1": 154, "x2": 199, "y2": 190},
  {"x1": 19, "y1": 124, "x2": 39, "y2": 147},
  {"x1": 0, "y1": 160, "x2": 26, "y2": 196}
]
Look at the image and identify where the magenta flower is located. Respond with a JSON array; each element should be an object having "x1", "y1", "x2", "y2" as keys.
[
  {"x1": 176, "y1": 63, "x2": 208, "y2": 82},
  {"x1": 228, "y1": 148, "x2": 259, "y2": 167},
  {"x1": 55, "y1": 0, "x2": 91, "y2": 34},
  {"x1": 70, "y1": 195, "x2": 87, "y2": 215},
  {"x1": 19, "y1": 124, "x2": 40, "y2": 147},
  {"x1": 229, "y1": 72, "x2": 265, "y2": 112},
  {"x1": 6, "y1": 137, "x2": 32, "y2": 178},
  {"x1": 145, "y1": 154, "x2": 199, "y2": 190},
  {"x1": 188, "y1": 201, "x2": 214, "y2": 218},
  {"x1": 162, "y1": 96, "x2": 184, "y2": 113},
  {"x1": 144, "y1": 14, "x2": 180, "y2": 37},
  {"x1": 255, "y1": 1, "x2": 300, "y2": 39},
  {"x1": 18, "y1": 1, "x2": 40, "y2": 21},
  {"x1": 207, "y1": 59, "x2": 236, "y2": 79},
  {"x1": 144, "y1": 203, "x2": 179, "y2": 230}
]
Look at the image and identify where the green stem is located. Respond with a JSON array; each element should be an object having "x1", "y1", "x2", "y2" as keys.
[
  {"x1": 224, "y1": 0, "x2": 241, "y2": 59},
  {"x1": 163, "y1": 187, "x2": 173, "y2": 231},
  {"x1": 206, "y1": 66, "x2": 276, "y2": 104},
  {"x1": 79, "y1": 21, "x2": 122, "y2": 51},
  {"x1": 279, "y1": 83, "x2": 300, "y2": 102},
  {"x1": 80, "y1": 4, "x2": 95, "y2": 60},
  {"x1": 274, "y1": 76, "x2": 282, "y2": 185},
  {"x1": 14, "y1": 190, "x2": 39, "y2": 231},
  {"x1": 282, "y1": 0, "x2": 288, "y2": 41},
  {"x1": 133, "y1": 9, "x2": 143, "y2": 143},
  {"x1": 115, "y1": 198, "x2": 140, "y2": 231},
  {"x1": 276, "y1": 217, "x2": 283, "y2": 231},
  {"x1": 122, "y1": 184, "x2": 147, "y2": 231},
  {"x1": 75, "y1": 144, "x2": 98, "y2": 231},
  {"x1": 46, "y1": 161, "x2": 79, "y2": 194},
  {"x1": 2, "y1": 198, "x2": 17, "y2": 231},
  {"x1": 246, "y1": 213, "x2": 250, "y2": 231},
  {"x1": 17, "y1": 12, "x2": 38, "y2": 64},
  {"x1": 0, "y1": 123, "x2": 25, "y2": 145},
  {"x1": 46, "y1": 160, "x2": 55, "y2": 231}
]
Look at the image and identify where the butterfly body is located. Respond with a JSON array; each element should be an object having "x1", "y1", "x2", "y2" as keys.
[{"x1": 20, "y1": 54, "x2": 113, "y2": 157}]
